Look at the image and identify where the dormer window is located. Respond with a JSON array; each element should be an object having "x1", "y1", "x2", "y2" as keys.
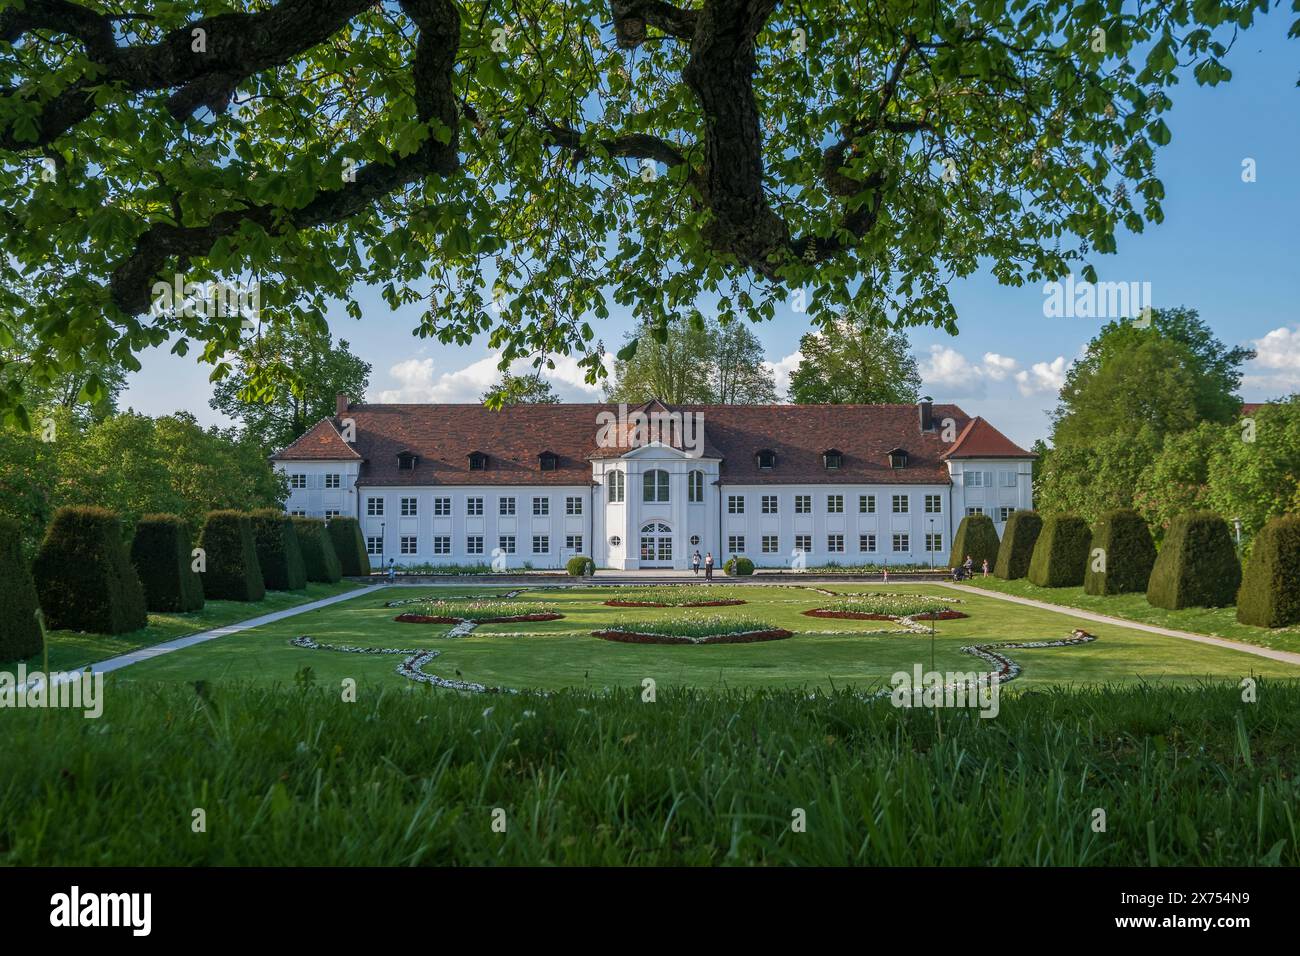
[
  {"x1": 822, "y1": 449, "x2": 843, "y2": 470},
  {"x1": 887, "y1": 448, "x2": 910, "y2": 469},
  {"x1": 539, "y1": 451, "x2": 558, "y2": 472},
  {"x1": 468, "y1": 451, "x2": 488, "y2": 471},
  {"x1": 756, "y1": 449, "x2": 777, "y2": 470},
  {"x1": 397, "y1": 451, "x2": 419, "y2": 471}
]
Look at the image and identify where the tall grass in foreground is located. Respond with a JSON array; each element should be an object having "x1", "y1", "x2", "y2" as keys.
[{"x1": 2, "y1": 681, "x2": 1298, "y2": 866}]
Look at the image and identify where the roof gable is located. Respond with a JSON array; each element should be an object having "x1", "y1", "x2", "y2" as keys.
[
  {"x1": 940, "y1": 417, "x2": 1035, "y2": 460},
  {"x1": 271, "y1": 419, "x2": 362, "y2": 461}
]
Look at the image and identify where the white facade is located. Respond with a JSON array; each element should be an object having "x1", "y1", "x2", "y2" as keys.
[{"x1": 276, "y1": 449, "x2": 1033, "y2": 571}]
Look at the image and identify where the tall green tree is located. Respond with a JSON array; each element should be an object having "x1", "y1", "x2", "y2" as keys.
[
  {"x1": 607, "y1": 314, "x2": 777, "y2": 405},
  {"x1": 0, "y1": 0, "x2": 1277, "y2": 423},
  {"x1": 481, "y1": 372, "x2": 561, "y2": 405},
  {"x1": 210, "y1": 315, "x2": 370, "y2": 454},
  {"x1": 787, "y1": 313, "x2": 920, "y2": 404}
]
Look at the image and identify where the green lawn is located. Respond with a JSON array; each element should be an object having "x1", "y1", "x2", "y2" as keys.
[
  {"x1": 18, "y1": 581, "x2": 363, "y2": 672},
  {"x1": 114, "y1": 583, "x2": 1300, "y2": 693},
  {"x1": 3, "y1": 679, "x2": 1297, "y2": 865},
  {"x1": 962, "y1": 576, "x2": 1300, "y2": 655}
]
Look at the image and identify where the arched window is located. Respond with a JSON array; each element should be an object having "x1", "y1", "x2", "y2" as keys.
[
  {"x1": 608, "y1": 469, "x2": 625, "y2": 503},
  {"x1": 643, "y1": 469, "x2": 670, "y2": 503},
  {"x1": 688, "y1": 470, "x2": 704, "y2": 503}
]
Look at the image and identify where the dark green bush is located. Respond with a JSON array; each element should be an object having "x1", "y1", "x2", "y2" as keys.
[
  {"x1": 326, "y1": 517, "x2": 371, "y2": 577},
  {"x1": 566, "y1": 555, "x2": 593, "y2": 576},
  {"x1": 249, "y1": 509, "x2": 307, "y2": 591},
  {"x1": 293, "y1": 518, "x2": 343, "y2": 583},
  {"x1": 1084, "y1": 509, "x2": 1156, "y2": 595},
  {"x1": 1236, "y1": 516, "x2": 1300, "y2": 627},
  {"x1": 1027, "y1": 515, "x2": 1092, "y2": 587},
  {"x1": 994, "y1": 511, "x2": 1042, "y2": 579},
  {"x1": 724, "y1": 556, "x2": 754, "y2": 576},
  {"x1": 0, "y1": 516, "x2": 44, "y2": 660},
  {"x1": 129, "y1": 514, "x2": 205, "y2": 612},
  {"x1": 948, "y1": 514, "x2": 1001, "y2": 570},
  {"x1": 1146, "y1": 512, "x2": 1241, "y2": 610},
  {"x1": 196, "y1": 511, "x2": 266, "y2": 602},
  {"x1": 33, "y1": 506, "x2": 147, "y2": 634}
]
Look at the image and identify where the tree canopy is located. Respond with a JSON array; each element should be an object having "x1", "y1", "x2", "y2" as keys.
[
  {"x1": 606, "y1": 313, "x2": 776, "y2": 404},
  {"x1": 481, "y1": 371, "x2": 561, "y2": 404},
  {"x1": 788, "y1": 310, "x2": 920, "y2": 404},
  {"x1": 0, "y1": 0, "x2": 1282, "y2": 426}
]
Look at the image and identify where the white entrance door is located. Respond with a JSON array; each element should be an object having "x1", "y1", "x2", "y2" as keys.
[{"x1": 639, "y1": 522, "x2": 673, "y2": 566}]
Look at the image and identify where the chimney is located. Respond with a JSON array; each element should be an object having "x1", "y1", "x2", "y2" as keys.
[
  {"x1": 335, "y1": 392, "x2": 349, "y2": 418},
  {"x1": 918, "y1": 400, "x2": 933, "y2": 432}
]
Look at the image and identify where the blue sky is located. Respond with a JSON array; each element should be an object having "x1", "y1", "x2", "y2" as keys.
[{"x1": 119, "y1": 15, "x2": 1300, "y2": 449}]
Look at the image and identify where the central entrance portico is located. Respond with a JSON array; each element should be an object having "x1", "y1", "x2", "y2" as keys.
[{"x1": 639, "y1": 522, "x2": 673, "y2": 566}]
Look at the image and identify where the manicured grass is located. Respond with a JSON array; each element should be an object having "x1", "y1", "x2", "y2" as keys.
[
  {"x1": 3, "y1": 680, "x2": 1298, "y2": 865},
  {"x1": 964, "y1": 576, "x2": 1300, "y2": 655},
  {"x1": 14, "y1": 581, "x2": 363, "y2": 672},
  {"x1": 113, "y1": 584, "x2": 1300, "y2": 693}
]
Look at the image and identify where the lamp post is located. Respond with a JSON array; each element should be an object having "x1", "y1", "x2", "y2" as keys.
[
  {"x1": 928, "y1": 517, "x2": 935, "y2": 570},
  {"x1": 1232, "y1": 516, "x2": 1243, "y2": 551},
  {"x1": 380, "y1": 520, "x2": 386, "y2": 571}
]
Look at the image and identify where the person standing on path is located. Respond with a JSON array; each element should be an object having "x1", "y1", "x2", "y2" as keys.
[
  {"x1": 692, "y1": 551, "x2": 701, "y2": 575},
  {"x1": 964, "y1": 555, "x2": 974, "y2": 579},
  {"x1": 704, "y1": 552, "x2": 714, "y2": 580},
  {"x1": 981, "y1": 558, "x2": 990, "y2": 578}
]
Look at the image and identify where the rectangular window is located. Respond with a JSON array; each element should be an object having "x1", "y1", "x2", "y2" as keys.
[
  {"x1": 859, "y1": 494, "x2": 876, "y2": 514},
  {"x1": 795, "y1": 534, "x2": 812, "y2": 553},
  {"x1": 290, "y1": 510, "x2": 307, "y2": 518},
  {"x1": 289, "y1": 474, "x2": 306, "y2": 489},
  {"x1": 967, "y1": 506, "x2": 985, "y2": 516},
  {"x1": 826, "y1": 494, "x2": 844, "y2": 514},
  {"x1": 433, "y1": 497, "x2": 451, "y2": 517},
  {"x1": 401, "y1": 497, "x2": 418, "y2": 517},
  {"x1": 728, "y1": 495, "x2": 745, "y2": 514},
  {"x1": 367, "y1": 497, "x2": 384, "y2": 517},
  {"x1": 433, "y1": 536, "x2": 451, "y2": 556},
  {"x1": 499, "y1": 497, "x2": 516, "y2": 516},
  {"x1": 688, "y1": 471, "x2": 704, "y2": 502},
  {"x1": 466, "y1": 497, "x2": 483, "y2": 516},
  {"x1": 925, "y1": 533, "x2": 943, "y2": 552},
  {"x1": 795, "y1": 495, "x2": 811, "y2": 514},
  {"x1": 566, "y1": 496, "x2": 583, "y2": 516},
  {"x1": 498, "y1": 535, "x2": 516, "y2": 554},
  {"x1": 761, "y1": 535, "x2": 779, "y2": 553},
  {"x1": 643, "y1": 470, "x2": 670, "y2": 503},
  {"x1": 566, "y1": 535, "x2": 583, "y2": 552},
  {"x1": 324, "y1": 509, "x2": 341, "y2": 519},
  {"x1": 325, "y1": 474, "x2": 340, "y2": 489},
  {"x1": 761, "y1": 495, "x2": 778, "y2": 514},
  {"x1": 891, "y1": 494, "x2": 909, "y2": 514},
  {"x1": 892, "y1": 533, "x2": 911, "y2": 553},
  {"x1": 1000, "y1": 470, "x2": 1018, "y2": 488},
  {"x1": 728, "y1": 535, "x2": 745, "y2": 554},
  {"x1": 827, "y1": 534, "x2": 844, "y2": 553},
  {"x1": 532, "y1": 497, "x2": 550, "y2": 517},
  {"x1": 366, "y1": 536, "x2": 382, "y2": 555},
  {"x1": 964, "y1": 471, "x2": 988, "y2": 487},
  {"x1": 400, "y1": 536, "x2": 418, "y2": 555},
  {"x1": 924, "y1": 494, "x2": 943, "y2": 514},
  {"x1": 859, "y1": 533, "x2": 876, "y2": 553},
  {"x1": 999, "y1": 506, "x2": 1016, "y2": 522},
  {"x1": 532, "y1": 535, "x2": 549, "y2": 554},
  {"x1": 466, "y1": 536, "x2": 484, "y2": 555}
]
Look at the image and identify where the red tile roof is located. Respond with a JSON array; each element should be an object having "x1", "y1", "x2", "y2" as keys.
[
  {"x1": 940, "y1": 417, "x2": 1037, "y2": 460},
  {"x1": 271, "y1": 401, "x2": 1034, "y2": 486}
]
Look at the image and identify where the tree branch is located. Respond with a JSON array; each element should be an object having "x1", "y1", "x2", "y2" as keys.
[{"x1": 609, "y1": 0, "x2": 699, "y2": 49}]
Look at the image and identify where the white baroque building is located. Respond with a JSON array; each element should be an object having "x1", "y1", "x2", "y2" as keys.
[{"x1": 271, "y1": 396, "x2": 1035, "y2": 571}]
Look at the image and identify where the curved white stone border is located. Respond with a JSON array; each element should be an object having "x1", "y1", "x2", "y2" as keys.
[{"x1": 289, "y1": 636, "x2": 521, "y2": 695}]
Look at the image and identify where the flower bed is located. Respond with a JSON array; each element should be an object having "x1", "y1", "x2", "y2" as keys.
[
  {"x1": 803, "y1": 608, "x2": 968, "y2": 621},
  {"x1": 601, "y1": 586, "x2": 747, "y2": 608},
  {"x1": 396, "y1": 611, "x2": 563, "y2": 624},
  {"x1": 393, "y1": 599, "x2": 562, "y2": 624},
  {"x1": 804, "y1": 594, "x2": 964, "y2": 620},
  {"x1": 593, "y1": 627, "x2": 792, "y2": 645},
  {"x1": 592, "y1": 613, "x2": 789, "y2": 644}
]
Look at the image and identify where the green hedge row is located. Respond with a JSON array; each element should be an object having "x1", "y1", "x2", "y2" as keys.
[
  {"x1": 33, "y1": 506, "x2": 148, "y2": 634},
  {"x1": 250, "y1": 509, "x2": 307, "y2": 591},
  {"x1": 197, "y1": 511, "x2": 266, "y2": 602},
  {"x1": 948, "y1": 514, "x2": 1000, "y2": 570},
  {"x1": 0, "y1": 516, "x2": 44, "y2": 660},
  {"x1": 1084, "y1": 509, "x2": 1156, "y2": 596},
  {"x1": 1236, "y1": 516, "x2": 1300, "y2": 627},
  {"x1": 1146, "y1": 512, "x2": 1241, "y2": 610},
  {"x1": 326, "y1": 517, "x2": 370, "y2": 577},
  {"x1": 993, "y1": 511, "x2": 1041, "y2": 579},
  {"x1": 1027, "y1": 515, "x2": 1092, "y2": 587},
  {"x1": 130, "y1": 514, "x2": 205, "y2": 612},
  {"x1": 293, "y1": 518, "x2": 343, "y2": 583}
]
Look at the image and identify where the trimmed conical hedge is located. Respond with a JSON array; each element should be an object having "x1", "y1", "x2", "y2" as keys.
[
  {"x1": 33, "y1": 506, "x2": 148, "y2": 634},
  {"x1": 1027, "y1": 515, "x2": 1092, "y2": 587},
  {"x1": 1146, "y1": 512, "x2": 1241, "y2": 610},
  {"x1": 1084, "y1": 509, "x2": 1156, "y2": 595},
  {"x1": 293, "y1": 518, "x2": 342, "y2": 583},
  {"x1": 325, "y1": 516, "x2": 371, "y2": 577},
  {"x1": 947, "y1": 514, "x2": 1000, "y2": 569},
  {"x1": 1236, "y1": 516, "x2": 1300, "y2": 627},
  {"x1": 250, "y1": 509, "x2": 307, "y2": 591},
  {"x1": 0, "y1": 516, "x2": 44, "y2": 660},
  {"x1": 130, "y1": 514, "x2": 205, "y2": 612},
  {"x1": 196, "y1": 511, "x2": 266, "y2": 602},
  {"x1": 994, "y1": 511, "x2": 1042, "y2": 579}
]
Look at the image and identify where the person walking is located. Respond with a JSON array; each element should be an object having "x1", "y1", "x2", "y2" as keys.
[
  {"x1": 981, "y1": 558, "x2": 990, "y2": 578},
  {"x1": 692, "y1": 550, "x2": 701, "y2": 575},
  {"x1": 704, "y1": 551, "x2": 714, "y2": 580},
  {"x1": 963, "y1": 555, "x2": 974, "y2": 579}
]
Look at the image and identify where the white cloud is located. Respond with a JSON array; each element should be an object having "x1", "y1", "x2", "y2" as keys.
[
  {"x1": 920, "y1": 346, "x2": 1026, "y2": 397},
  {"x1": 376, "y1": 352, "x2": 609, "y2": 404},
  {"x1": 763, "y1": 350, "x2": 802, "y2": 399},
  {"x1": 1243, "y1": 326, "x2": 1300, "y2": 394},
  {"x1": 1015, "y1": 357, "x2": 1068, "y2": 397},
  {"x1": 982, "y1": 352, "x2": 1018, "y2": 381}
]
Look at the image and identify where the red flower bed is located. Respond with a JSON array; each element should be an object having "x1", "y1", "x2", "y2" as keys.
[
  {"x1": 395, "y1": 612, "x2": 564, "y2": 624},
  {"x1": 591, "y1": 628, "x2": 792, "y2": 645},
  {"x1": 802, "y1": 609, "x2": 968, "y2": 621},
  {"x1": 603, "y1": 599, "x2": 747, "y2": 608}
]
